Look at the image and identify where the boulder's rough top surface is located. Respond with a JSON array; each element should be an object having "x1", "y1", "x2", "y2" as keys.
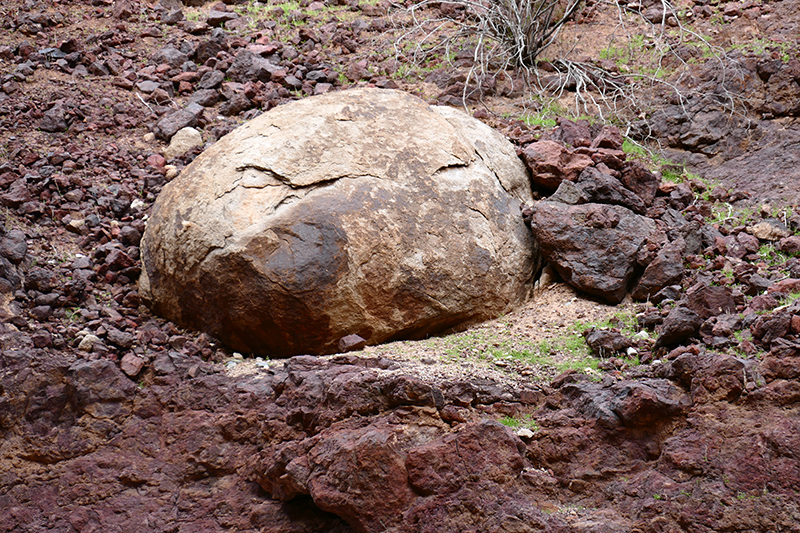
[{"x1": 140, "y1": 88, "x2": 538, "y2": 357}]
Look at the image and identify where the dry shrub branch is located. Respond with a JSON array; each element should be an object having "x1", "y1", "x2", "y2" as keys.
[{"x1": 392, "y1": 0, "x2": 747, "y2": 128}]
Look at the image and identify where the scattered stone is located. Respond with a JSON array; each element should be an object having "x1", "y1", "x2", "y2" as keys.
[
  {"x1": 112, "y1": 0, "x2": 134, "y2": 20},
  {"x1": 632, "y1": 238, "x2": 685, "y2": 301},
  {"x1": 197, "y1": 70, "x2": 225, "y2": 90},
  {"x1": 31, "y1": 329, "x2": 53, "y2": 347},
  {"x1": 162, "y1": 126, "x2": 203, "y2": 159},
  {"x1": 620, "y1": 161, "x2": 661, "y2": 207},
  {"x1": 136, "y1": 80, "x2": 160, "y2": 93},
  {"x1": 768, "y1": 278, "x2": 800, "y2": 295},
  {"x1": 40, "y1": 102, "x2": 68, "y2": 132},
  {"x1": 120, "y1": 353, "x2": 146, "y2": 376},
  {"x1": 655, "y1": 306, "x2": 703, "y2": 349},
  {"x1": 741, "y1": 275, "x2": 771, "y2": 299},
  {"x1": 583, "y1": 328, "x2": 634, "y2": 357},
  {"x1": 154, "y1": 103, "x2": 204, "y2": 140},
  {"x1": 219, "y1": 92, "x2": 253, "y2": 116},
  {"x1": 590, "y1": 125, "x2": 623, "y2": 150},
  {"x1": 188, "y1": 88, "x2": 220, "y2": 107},
  {"x1": 226, "y1": 50, "x2": 281, "y2": 83},
  {"x1": 572, "y1": 166, "x2": 647, "y2": 214},
  {"x1": 749, "y1": 219, "x2": 791, "y2": 241},
  {"x1": 150, "y1": 46, "x2": 189, "y2": 68},
  {"x1": 107, "y1": 327, "x2": 136, "y2": 348},
  {"x1": 207, "y1": 9, "x2": 240, "y2": 27},
  {"x1": 162, "y1": 9, "x2": 184, "y2": 25},
  {"x1": 685, "y1": 282, "x2": 736, "y2": 319},
  {"x1": 338, "y1": 333, "x2": 367, "y2": 353},
  {"x1": 778, "y1": 235, "x2": 800, "y2": 255},
  {"x1": 0, "y1": 230, "x2": 27, "y2": 263},
  {"x1": 77, "y1": 333, "x2": 101, "y2": 352},
  {"x1": 610, "y1": 379, "x2": 691, "y2": 426},
  {"x1": 29, "y1": 305, "x2": 52, "y2": 321},
  {"x1": 752, "y1": 311, "x2": 792, "y2": 345}
]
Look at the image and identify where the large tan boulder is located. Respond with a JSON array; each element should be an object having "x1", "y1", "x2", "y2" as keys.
[{"x1": 139, "y1": 88, "x2": 539, "y2": 357}]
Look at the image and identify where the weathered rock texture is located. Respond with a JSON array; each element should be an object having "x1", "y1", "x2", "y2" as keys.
[
  {"x1": 140, "y1": 88, "x2": 538, "y2": 357},
  {"x1": 4, "y1": 339, "x2": 800, "y2": 533},
  {"x1": 527, "y1": 201, "x2": 656, "y2": 304}
]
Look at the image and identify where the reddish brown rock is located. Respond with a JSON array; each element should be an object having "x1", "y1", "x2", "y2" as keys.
[
  {"x1": 611, "y1": 379, "x2": 691, "y2": 426},
  {"x1": 112, "y1": 0, "x2": 133, "y2": 20},
  {"x1": 632, "y1": 238, "x2": 686, "y2": 301},
  {"x1": 571, "y1": 166, "x2": 647, "y2": 214},
  {"x1": 620, "y1": 161, "x2": 661, "y2": 207},
  {"x1": 752, "y1": 311, "x2": 792, "y2": 345},
  {"x1": 791, "y1": 314, "x2": 800, "y2": 334},
  {"x1": 768, "y1": 278, "x2": 800, "y2": 295},
  {"x1": 655, "y1": 306, "x2": 703, "y2": 348},
  {"x1": 120, "y1": 353, "x2": 145, "y2": 376},
  {"x1": 302, "y1": 413, "x2": 443, "y2": 531},
  {"x1": 337, "y1": 333, "x2": 367, "y2": 352},
  {"x1": 555, "y1": 117, "x2": 592, "y2": 147},
  {"x1": 520, "y1": 140, "x2": 593, "y2": 190},
  {"x1": 583, "y1": 328, "x2": 634, "y2": 357},
  {"x1": 685, "y1": 282, "x2": 736, "y2": 319},
  {"x1": 405, "y1": 421, "x2": 524, "y2": 495},
  {"x1": 778, "y1": 235, "x2": 800, "y2": 255},
  {"x1": 749, "y1": 293, "x2": 780, "y2": 313},
  {"x1": 590, "y1": 124, "x2": 624, "y2": 149}
]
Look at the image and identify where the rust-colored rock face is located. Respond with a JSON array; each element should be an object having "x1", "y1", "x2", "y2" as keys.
[{"x1": 140, "y1": 88, "x2": 539, "y2": 357}]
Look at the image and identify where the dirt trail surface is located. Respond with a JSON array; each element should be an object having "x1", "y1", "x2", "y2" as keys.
[{"x1": 2, "y1": 0, "x2": 800, "y2": 531}]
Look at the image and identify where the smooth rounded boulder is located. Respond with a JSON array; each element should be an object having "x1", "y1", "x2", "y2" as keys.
[{"x1": 139, "y1": 88, "x2": 539, "y2": 357}]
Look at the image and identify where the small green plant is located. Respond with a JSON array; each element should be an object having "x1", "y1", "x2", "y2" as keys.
[
  {"x1": 521, "y1": 113, "x2": 557, "y2": 128},
  {"x1": 707, "y1": 203, "x2": 756, "y2": 227},
  {"x1": 499, "y1": 414, "x2": 540, "y2": 432},
  {"x1": 599, "y1": 34, "x2": 649, "y2": 68},
  {"x1": 65, "y1": 307, "x2": 81, "y2": 323},
  {"x1": 601, "y1": 309, "x2": 639, "y2": 335},
  {"x1": 273, "y1": 0, "x2": 301, "y2": 16},
  {"x1": 622, "y1": 138, "x2": 649, "y2": 158},
  {"x1": 731, "y1": 38, "x2": 794, "y2": 63},
  {"x1": 786, "y1": 292, "x2": 800, "y2": 304},
  {"x1": 521, "y1": 101, "x2": 568, "y2": 128},
  {"x1": 757, "y1": 243, "x2": 789, "y2": 266},
  {"x1": 662, "y1": 167, "x2": 685, "y2": 183},
  {"x1": 621, "y1": 139, "x2": 687, "y2": 183},
  {"x1": 652, "y1": 494, "x2": 663, "y2": 500}
]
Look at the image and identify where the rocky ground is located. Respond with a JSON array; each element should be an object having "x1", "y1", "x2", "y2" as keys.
[{"x1": 1, "y1": 0, "x2": 800, "y2": 531}]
